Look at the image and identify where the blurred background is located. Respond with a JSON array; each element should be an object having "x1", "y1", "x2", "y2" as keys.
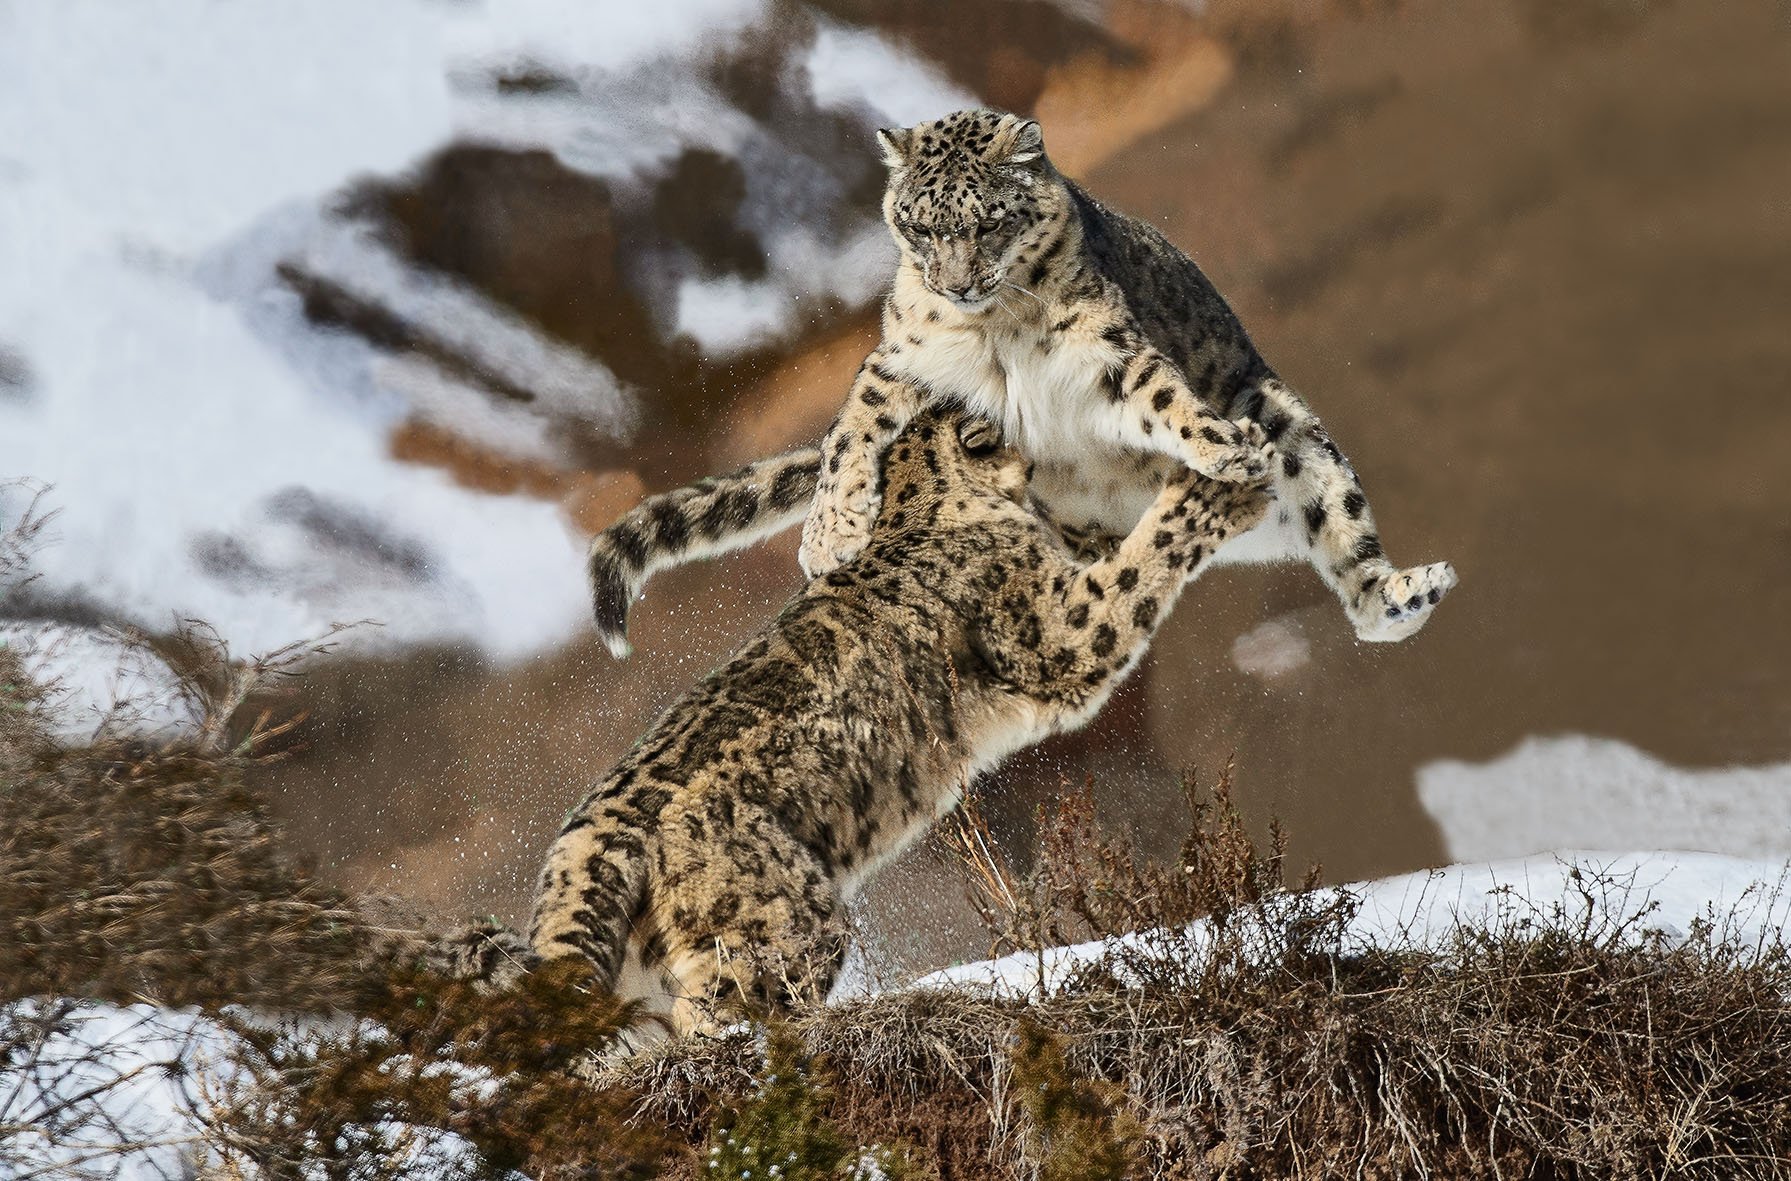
[{"x1": 3, "y1": 0, "x2": 1786, "y2": 972}]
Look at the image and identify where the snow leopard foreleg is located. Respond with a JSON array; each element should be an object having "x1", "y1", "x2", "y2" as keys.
[
  {"x1": 799, "y1": 353, "x2": 928, "y2": 577},
  {"x1": 1232, "y1": 376, "x2": 1458, "y2": 642},
  {"x1": 1100, "y1": 337, "x2": 1273, "y2": 482},
  {"x1": 978, "y1": 461, "x2": 1273, "y2": 709}
]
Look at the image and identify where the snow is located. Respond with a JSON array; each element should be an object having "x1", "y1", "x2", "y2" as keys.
[
  {"x1": 803, "y1": 19, "x2": 977, "y2": 128},
  {"x1": 1228, "y1": 613, "x2": 1311, "y2": 681},
  {"x1": 444, "y1": 15, "x2": 762, "y2": 182},
  {"x1": 0, "y1": 1, "x2": 454, "y2": 257},
  {"x1": 0, "y1": 1002, "x2": 235, "y2": 1180},
  {"x1": 674, "y1": 275, "x2": 797, "y2": 356},
  {"x1": 0, "y1": 243, "x2": 596, "y2": 659},
  {"x1": 0, "y1": 622, "x2": 199, "y2": 745},
  {"x1": 440, "y1": 0, "x2": 764, "y2": 76},
  {"x1": 1418, "y1": 735, "x2": 1791, "y2": 862},
  {"x1": 911, "y1": 851, "x2": 1791, "y2": 998},
  {"x1": 1, "y1": 0, "x2": 850, "y2": 677},
  {"x1": 0, "y1": 1, "x2": 642, "y2": 665},
  {"x1": 672, "y1": 221, "x2": 896, "y2": 353},
  {"x1": 0, "y1": 0, "x2": 972, "y2": 680},
  {"x1": 0, "y1": 1002, "x2": 499, "y2": 1180}
]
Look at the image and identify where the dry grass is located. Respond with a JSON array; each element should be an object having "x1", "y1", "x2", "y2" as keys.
[
  {"x1": 0, "y1": 619, "x2": 667, "y2": 1177},
  {"x1": 7, "y1": 657, "x2": 1791, "y2": 1180},
  {"x1": 9, "y1": 673, "x2": 1791, "y2": 1180},
  {"x1": 0, "y1": 615, "x2": 411, "y2": 1017},
  {"x1": 0, "y1": 479, "x2": 55, "y2": 597}
]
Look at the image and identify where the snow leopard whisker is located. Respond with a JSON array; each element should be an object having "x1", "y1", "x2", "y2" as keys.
[{"x1": 1001, "y1": 279, "x2": 1048, "y2": 310}]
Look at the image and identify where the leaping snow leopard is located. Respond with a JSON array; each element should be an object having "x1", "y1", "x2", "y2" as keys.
[{"x1": 588, "y1": 108, "x2": 1455, "y2": 658}]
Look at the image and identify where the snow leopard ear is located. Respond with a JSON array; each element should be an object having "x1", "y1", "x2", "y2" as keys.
[
  {"x1": 993, "y1": 117, "x2": 1045, "y2": 169},
  {"x1": 876, "y1": 127, "x2": 914, "y2": 170}
]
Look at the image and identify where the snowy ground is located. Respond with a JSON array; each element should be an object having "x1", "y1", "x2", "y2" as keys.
[
  {"x1": 0, "y1": 1002, "x2": 495, "y2": 1181},
  {"x1": 912, "y1": 850, "x2": 1791, "y2": 997},
  {"x1": 1418, "y1": 735, "x2": 1791, "y2": 863},
  {"x1": 0, "y1": 1002, "x2": 238, "y2": 1181}
]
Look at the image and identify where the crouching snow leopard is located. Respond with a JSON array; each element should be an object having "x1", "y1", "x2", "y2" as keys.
[
  {"x1": 586, "y1": 108, "x2": 1454, "y2": 659},
  {"x1": 533, "y1": 405, "x2": 1271, "y2": 1036}
]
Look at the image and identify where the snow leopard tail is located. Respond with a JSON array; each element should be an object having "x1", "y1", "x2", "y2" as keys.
[
  {"x1": 588, "y1": 447, "x2": 821, "y2": 658},
  {"x1": 527, "y1": 796, "x2": 654, "y2": 994}
]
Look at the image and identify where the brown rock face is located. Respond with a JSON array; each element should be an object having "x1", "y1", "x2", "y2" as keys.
[{"x1": 371, "y1": 147, "x2": 660, "y2": 391}]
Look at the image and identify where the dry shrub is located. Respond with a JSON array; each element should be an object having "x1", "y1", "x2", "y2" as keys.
[
  {"x1": 1, "y1": 481, "x2": 58, "y2": 767},
  {"x1": 957, "y1": 762, "x2": 1346, "y2": 999},
  {"x1": 1023, "y1": 761, "x2": 1320, "y2": 949},
  {"x1": 210, "y1": 958, "x2": 666, "y2": 1180},
  {"x1": 0, "y1": 722, "x2": 667, "y2": 1178},
  {"x1": 618, "y1": 994, "x2": 1009, "y2": 1181},
  {"x1": 0, "y1": 641, "x2": 52, "y2": 770},
  {"x1": 0, "y1": 478, "x2": 54, "y2": 596},
  {"x1": 0, "y1": 614, "x2": 667, "y2": 1178},
  {"x1": 0, "y1": 741, "x2": 403, "y2": 1014},
  {"x1": 8, "y1": 580, "x2": 1791, "y2": 1179}
]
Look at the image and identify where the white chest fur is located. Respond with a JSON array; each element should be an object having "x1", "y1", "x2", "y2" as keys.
[{"x1": 894, "y1": 307, "x2": 1164, "y2": 532}]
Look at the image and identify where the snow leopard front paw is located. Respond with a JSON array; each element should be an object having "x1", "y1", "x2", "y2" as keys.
[
  {"x1": 1189, "y1": 419, "x2": 1272, "y2": 483},
  {"x1": 798, "y1": 480, "x2": 880, "y2": 578},
  {"x1": 1352, "y1": 561, "x2": 1458, "y2": 643}
]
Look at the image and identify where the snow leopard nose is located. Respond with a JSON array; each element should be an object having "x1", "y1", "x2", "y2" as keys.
[{"x1": 935, "y1": 242, "x2": 983, "y2": 299}]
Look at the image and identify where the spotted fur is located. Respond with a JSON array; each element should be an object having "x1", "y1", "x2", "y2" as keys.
[
  {"x1": 588, "y1": 448, "x2": 820, "y2": 657},
  {"x1": 799, "y1": 108, "x2": 1455, "y2": 642},
  {"x1": 534, "y1": 405, "x2": 1271, "y2": 1036}
]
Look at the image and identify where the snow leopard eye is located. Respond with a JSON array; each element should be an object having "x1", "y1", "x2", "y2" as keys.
[
  {"x1": 959, "y1": 419, "x2": 1001, "y2": 455},
  {"x1": 977, "y1": 213, "x2": 1004, "y2": 234}
]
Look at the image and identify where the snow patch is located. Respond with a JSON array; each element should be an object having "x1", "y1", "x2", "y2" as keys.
[
  {"x1": 673, "y1": 221, "x2": 895, "y2": 352},
  {"x1": 1229, "y1": 614, "x2": 1311, "y2": 681},
  {"x1": 0, "y1": 622, "x2": 199, "y2": 745},
  {"x1": 675, "y1": 275, "x2": 793, "y2": 354},
  {"x1": 0, "y1": 1002, "x2": 236, "y2": 1180},
  {"x1": 804, "y1": 20, "x2": 977, "y2": 127},
  {"x1": 1418, "y1": 735, "x2": 1791, "y2": 862},
  {"x1": 917, "y1": 851, "x2": 1791, "y2": 998},
  {"x1": 0, "y1": 1002, "x2": 494, "y2": 1180},
  {"x1": 0, "y1": 239, "x2": 593, "y2": 659},
  {"x1": 441, "y1": 0, "x2": 766, "y2": 78}
]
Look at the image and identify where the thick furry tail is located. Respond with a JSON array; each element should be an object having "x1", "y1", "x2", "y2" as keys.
[
  {"x1": 528, "y1": 806, "x2": 653, "y2": 993},
  {"x1": 588, "y1": 447, "x2": 820, "y2": 658}
]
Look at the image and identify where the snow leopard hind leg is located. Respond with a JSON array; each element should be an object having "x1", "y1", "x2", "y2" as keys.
[{"x1": 1224, "y1": 376, "x2": 1458, "y2": 642}]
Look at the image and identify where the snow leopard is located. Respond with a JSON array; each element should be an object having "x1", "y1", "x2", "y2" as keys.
[
  {"x1": 533, "y1": 405, "x2": 1272, "y2": 1035},
  {"x1": 587, "y1": 108, "x2": 1454, "y2": 658}
]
